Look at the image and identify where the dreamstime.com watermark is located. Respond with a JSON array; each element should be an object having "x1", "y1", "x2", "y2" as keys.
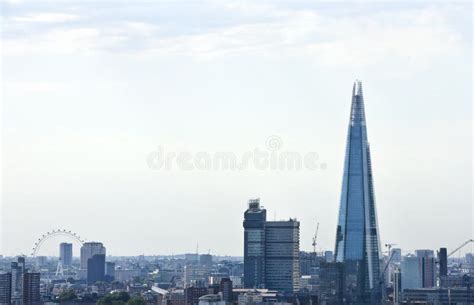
[{"x1": 146, "y1": 136, "x2": 327, "y2": 171}]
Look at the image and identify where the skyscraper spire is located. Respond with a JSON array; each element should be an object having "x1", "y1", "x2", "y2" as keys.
[{"x1": 334, "y1": 80, "x2": 382, "y2": 304}]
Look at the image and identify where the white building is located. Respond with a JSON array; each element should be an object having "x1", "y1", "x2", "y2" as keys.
[
  {"x1": 114, "y1": 269, "x2": 141, "y2": 282},
  {"x1": 198, "y1": 294, "x2": 225, "y2": 305},
  {"x1": 80, "y1": 242, "x2": 106, "y2": 269}
]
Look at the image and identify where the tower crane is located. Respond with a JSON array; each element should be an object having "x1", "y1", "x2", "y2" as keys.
[
  {"x1": 379, "y1": 250, "x2": 397, "y2": 301},
  {"x1": 448, "y1": 239, "x2": 474, "y2": 257},
  {"x1": 312, "y1": 222, "x2": 320, "y2": 254},
  {"x1": 384, "y1": 243, "x2": 398, "y2": 257}
]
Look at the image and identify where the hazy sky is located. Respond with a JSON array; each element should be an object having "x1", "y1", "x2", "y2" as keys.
[{"x1": 1, "y1": 1, "x2": 472, "y2": 257}]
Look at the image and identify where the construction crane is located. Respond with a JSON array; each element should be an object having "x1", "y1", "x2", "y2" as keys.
[
  {"x1": 385, "y1": 243, "x2": 398, "y2": 256},
  {"x1": 312, "y1": 222, "x2": 320, "y2": 254},
  {"x1": 381, "y1": 251, "x2": 396, "y2": 278},
  {"x1": 379, "y1": 250, "x2": 397, "y2": 301},
  {"x1": 448, "y1": 239, "x2": 474, "y2": 257}
]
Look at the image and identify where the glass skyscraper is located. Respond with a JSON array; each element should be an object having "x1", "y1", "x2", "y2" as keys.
[
  {"x1": 60, "y1": 242, "x2": 73, "y2": 266},
  {"x1": 334, "y1": 80, "x2": 382, "y2": 303},
  {"x1": 243, "y1": 199, "x2": 300, "y2": 292},
  {"x1": 264, "y1": 220, "x2": 300, "y2": 292},
  {"x1": 243, "y1": 199, "x2": 266, "y2": 289}
]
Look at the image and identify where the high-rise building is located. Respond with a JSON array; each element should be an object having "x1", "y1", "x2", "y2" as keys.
[
  {"x1": 334, "y1": 80, "x2": 382, "y2": 303},
  {"x1": 401, "y1": 256, "x2": 421, "y2": 289},
  {"x1": 264, "y1": 219, "x2": 300, "y2": 293},
  {"x1": 183, "y1": 265, "x2": 208, "y2": 287},
  {"x1": 318, "y1": 262, "x2": 344, "y2": 304},
  {"x1": 184, "y1": 286, "x2": 208, "y2": 305},
  {"x1": 185, "y1": 253, "x2": 199, "y2": 263},
  {"x1": 387, "y1": 248, "x2": 402, "y2": 288},
  {"x1": 220, "y1": 278, "x2": 233, "y2": 302},
  {"x1": 438, "y1": 248, "x2": 448, "y2": 278},
  {"x1": 199, "y1": 254, "x2": 213, "y2": 267},
  {"x1": 60, "y1": 243, "x2": 73, "y2": 266},
  {"x1": 243, "y1": 199, "x2": 301, "y2": 293},
  {"x1": 391, "y1": 248, "x2": 402, "y2": 263},
  {"x1": 393, "y1": 268, "x2": 402, "y2": 305},
  {"x1": 35, "y1": 256, "x2": 47, "y2": 266},
  {"x1": 299, "y1": 252, "x2": 314, "y2": 276},
  {"x1": 17, "y1": 257, "x2": 25, "y2": 272},
  {"x1": 466, "y1": 253, "x2": 474, "y2": 270},
  {"x1": 105, "y1": 262, "x2": 116, "y2": 282},
  {"x1": 23, "y1": 272, "x2": 40, "y2": 305},
  {"x1": 416, "y1": 250, "x2": 435, "y2": 288},
  {"x1": 87, "y1": 254, "x2": 105, "y2": 284},
  {"x1": 243, "y1": 199, "x2": 266, "y2": 289},
  {"x1": 415, "y1": 250, "x2": 434, "y2": 259},
  {"x1": 0, "y1": 272, "x2": 12, "y2": 305},
  {"x1": 11, "y1": 257, "x2": 25, "y2": 305},
  {"x1": 324, "y1": 251, "x2": 334, "y2": 262},
  {"x1": 80, "y1": 242, "x2": 106, "y2": 269}
]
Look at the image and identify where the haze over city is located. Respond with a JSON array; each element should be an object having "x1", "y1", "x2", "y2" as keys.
[{"x1": 1, "y1": 0, "x2": 472, "y2": 258}]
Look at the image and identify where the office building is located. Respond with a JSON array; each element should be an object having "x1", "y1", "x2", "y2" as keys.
[
  {"x1": 401, "y1": 256, "x2": 421, "y2": 289},
  {"x1": 243, "y1": 198, "x2": 301, "y2": 293},
  {"x1": 169, "y1": 290, "x2": 186, "y2": 305},
  {"x1": 318, "y1": 262, "x2": 344, "y2": 304},
  {"x1": 415, "y1": 250, "x2": 435, "y2": 288},
  {"x1": 87, "y1": 254, "x2": 105, "y2": 284},
  {"x1": 403, "y1": 287, "x2": 472, "y2": 304},
  {"x1": 23, "y1": 272, "x2": 40, "y2": 305},
  {"x1": 243, "y1": 199, "x2": 266, "y2": 289},
  {"x1": 299, "y1": 252, "x2": 314, "y2": 276},
  {"x1": 415, "y1": 249, "x2": 434, "y2": 259},
  {"x1": 60, "y1": 243, "x2": 73, "y2": 266},
  {"x1": 185, "y1": 254, "x2": 199, "y2": 263},
  {"x1": 80, "y1": 242, "x2": 106, "y2": 269},
  {"x1": 324, "y1": 251, "x2": 334, "y2": 262},
  {"x1": 391, "y1": 248, "x2": 402, "y2": 263},
  {"x1": 0, "y1": 272, "x2": 12, "y2": 305},
  {"x1": 11, "y1": 258, "x2": 25, "y2": 305},
  {"x1": 200, "y1": 254, "x2": 213, "y2": 267},
  {"x1": 438, "y1": 248, "x2": 448, "y2": 278},
  {"x1": 114, "y1": 269, "x2": 141, "y2": 282},
  {"x1": 236, "y1": 289, "x2": 279, "y2": 305},
  {"x1": 334, "y1": 80, "x2": 382, "y2": 303},
  {"x1": 264, "y1": 219, "x2": 300, "y2": 293},
  {"x1": 393, "y1": 268, "x2": 402, "y2": 305},
  {"x1": 184, "y1": 265, "x2": 208, "y2": 287},
  {"x1": 105, "y1": 262, "x2": 116, "y2": 281},
  {"x1": 220, "y1": 278, "x2": 233, "y2": 302},
  {"x1": 35, "y1": 256, "x2": 47, "y2": 266},
  {"x1": 466, "y1": 253, "x2": 474, "y2": 269},
  {"x1": 184, "y1": 286, "x2": 208, "y2": 305}
]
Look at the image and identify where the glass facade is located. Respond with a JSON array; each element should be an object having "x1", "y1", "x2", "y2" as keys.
[
  {"x1": 243, "y1": 200, "x2": 300, "y2": 292},
  {"x1": 334, "y1": 81, "x2": 382, "y2": 303},
  {"x1": 243, "y1": 199, "x2": 266, "y2": 289},
  {"x1": 264, "y1": 220, "x2": 300, "y2": 293}
]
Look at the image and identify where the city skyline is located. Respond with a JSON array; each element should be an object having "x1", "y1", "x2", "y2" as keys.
[{"x1": 1, "y1": 1, "x2": 472, "y2": 257}]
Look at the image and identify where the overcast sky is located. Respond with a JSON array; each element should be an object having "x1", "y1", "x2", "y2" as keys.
[{"x1": 1, "y1": 0, "x2": 472, "y2": 257}]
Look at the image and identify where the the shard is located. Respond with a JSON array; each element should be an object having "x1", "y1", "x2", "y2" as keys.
[{"x1": 334, "y1": 80, "x2": 382, "y2": 304}]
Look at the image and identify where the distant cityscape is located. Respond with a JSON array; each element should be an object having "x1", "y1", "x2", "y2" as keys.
[{"x1": 1, "y1": 82, "x2": 472, "y2": 305}]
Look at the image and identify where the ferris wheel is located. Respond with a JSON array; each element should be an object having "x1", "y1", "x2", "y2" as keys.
[
  {"x1": 31, "y1": 229, "x2": 85, "y2": 257},
  {"x1": 31, "y1": 229, "x2": 85, "y2": 275}
]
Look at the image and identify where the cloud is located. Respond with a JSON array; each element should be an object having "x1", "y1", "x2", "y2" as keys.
[
  {"x1": 4, "y1": 81, "x2": 68, "y2": 94},
  {"x1": 12, "y1": 12, "x2": 80, "y2": 23},
  {"x1": 3, "y1": 28, "x2": 103, "y2": 55},
  {"x1": 1, "y1": 2, "x2": 467, "y2": 69},
  {"x1": 135, "y1": 7, "x2": 463, "y2": 68}
]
